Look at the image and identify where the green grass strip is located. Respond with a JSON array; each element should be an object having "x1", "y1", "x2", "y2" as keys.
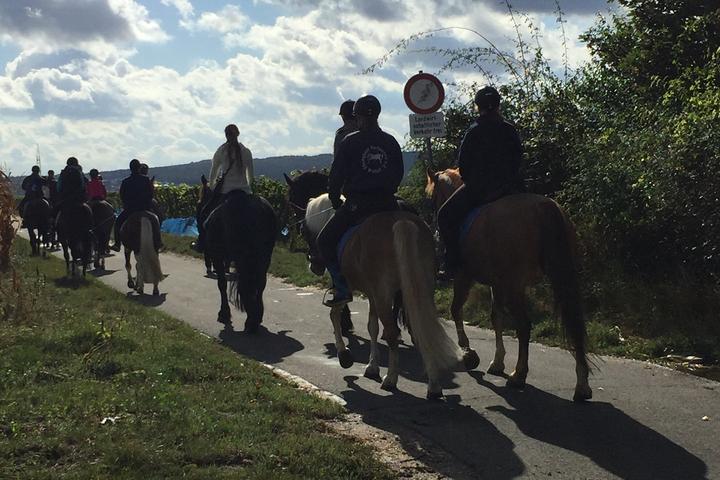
[{"x1": 0, "y1": 240, "x2": 393, "y2": 479}]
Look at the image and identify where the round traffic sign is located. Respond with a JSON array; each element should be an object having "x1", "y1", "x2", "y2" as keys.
[{"x1": 403, "y1": 72, "x2": 445, "y2": 114}]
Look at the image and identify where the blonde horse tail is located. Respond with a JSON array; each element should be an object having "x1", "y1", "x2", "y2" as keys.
[
  {"x1": 139, "y1": 216, "x2": 163, "y2": 284},
  {"x1": 393, "y1": 219, "x2": 463, "y2": 380},
  {"x1": 542, "y1": 202, "x2": 589, "y2": 370}
]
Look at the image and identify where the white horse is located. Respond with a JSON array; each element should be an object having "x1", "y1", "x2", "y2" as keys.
[{"x1": 305, "y1": 194, "x2": 472, "y2": 398}]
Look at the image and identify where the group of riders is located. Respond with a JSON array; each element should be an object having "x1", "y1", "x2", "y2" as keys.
[{"x1": 18, "y1": 85, "x2": 522, "y2": 310}]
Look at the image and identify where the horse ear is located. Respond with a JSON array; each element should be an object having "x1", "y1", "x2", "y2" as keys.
[
  {"x1": 426, "y1": 167, "x2": 436, "y2": 184},
  {"x1": 283, "y1": 173, "x2": 293, "y2": 186}
]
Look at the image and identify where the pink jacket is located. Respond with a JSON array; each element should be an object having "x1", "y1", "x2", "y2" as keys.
[{"x1": 87, "y1": 178, "x2": 107, "y2": 200}]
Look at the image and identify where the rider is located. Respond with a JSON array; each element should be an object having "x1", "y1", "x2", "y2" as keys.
[
  {"x1": 86, "y1": 169, "x2": 108, "y2": 201},
  {"x1": 317, "y1": 95, "x2": 404, "y2": 307},
  {"x1": 110, "y1": 159, "x2": 162, "y2": 252},
  {"x1": 18, "y1": 166, "x2": 44, "y2": 225},
  {"x1": 437, "y1": 86, "x2": 524, "y2": 276},
  {"x1": 334, "y1": 99, "x2": 358, "y2": 157},
  {"x1": 192, "y1": 123, "x2": 254, "y2": 253},
  {"x1": 55, "y1": 157, "x2": 88, "y2": 215},
  {"x1": 44, "y1": 169, "x2": 58, "y2": 205}
]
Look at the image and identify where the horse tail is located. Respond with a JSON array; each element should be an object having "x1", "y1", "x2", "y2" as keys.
[
  {"x1": 542, "y1": 202, "x2": 589, "y2": 370},
  {"x1": 393, "y1": 219, "x2": 463, "y2": 380},
  {"x1": 139, "y1": 216, "x2": 163, "y2": 284}
]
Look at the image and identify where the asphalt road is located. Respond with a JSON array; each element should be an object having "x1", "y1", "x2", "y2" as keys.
[{"x1": 45, "y1": 245, "x2": 720, "y2": 479}]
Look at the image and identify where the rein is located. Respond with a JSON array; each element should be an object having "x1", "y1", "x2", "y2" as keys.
[{"x1": 283, "y1": 206, "x2": 334, "y2": 231}]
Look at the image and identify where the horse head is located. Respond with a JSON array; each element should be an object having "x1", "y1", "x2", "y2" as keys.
[
  {"x1": 425, "y1": 167, "x2": 462, "y2": 213},
  {"x1": 284, "y1": 170, "x2": 329, "y2": 218}
]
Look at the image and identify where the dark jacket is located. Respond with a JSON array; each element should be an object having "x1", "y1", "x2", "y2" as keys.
[
  {"x1": 329, "y1": 127, "x2": 403, "y2": 209},
  {"x1": 458, "y1": 113, "x2": 523, "y2": 198},
  {"x1": 46, "y1": 178, "x2": 58, "y2": 203},
  {"x1": 333, "y1": 123, "x2": 358, "y2": 158},
  {"x1": 21, "y1": 173, "x2": 44, "y2": 199},
  {"x1": 120, "y1": 173, "x2": 154, "y2": 212},
  {"x1": 57, "y1": 165, "x2": 87, "y2": 204}
]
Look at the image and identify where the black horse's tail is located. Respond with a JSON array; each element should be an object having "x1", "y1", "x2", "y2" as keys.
[
  {"x1": 226, "y1": 195, "x2": 277, "y2": 325},
  {"x1": 541, "y1": 201, "x2": 589, "y2": 371}
]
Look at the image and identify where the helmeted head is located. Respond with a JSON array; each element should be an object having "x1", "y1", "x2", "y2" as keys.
[
  {"x1": 66, "y1": 156, "x2": 79, "y2": 167},
  {"x1": 139, "y1": 163, "x2": 149, "y2": 175},
  {"x1": 47, "y1": 170, "x2": 54, "y2": 178},
  {"x1": 339, "y1": 100, "x2": 355, "y2": 117},
  {"x1": 474, "y1": 86, "x2": 501, "y2": 112},
  {"x1": 129, "y1": 158, "x2": 141, "y2": 173},
  {"x1": 224, "y1": 124, "x2": 240, "y2": 143},
  {"x1": 31, "y1": 165, "x2": 40, "y2": 174},
  {"x1": 89, "y1": 168, "x2": 99, "y2": 179},
  {"x1": 353, "y1": 95, "x2": 381, "y2": 118}
]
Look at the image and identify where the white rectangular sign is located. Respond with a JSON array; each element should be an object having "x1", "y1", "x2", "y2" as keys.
[{"x1": 409, "y1": 112, "x2": 446, "y2": 138}]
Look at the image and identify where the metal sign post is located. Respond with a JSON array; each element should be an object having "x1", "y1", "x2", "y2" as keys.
[{"x1": 404, "y1": 71, "x2": 445, "y2": 170}]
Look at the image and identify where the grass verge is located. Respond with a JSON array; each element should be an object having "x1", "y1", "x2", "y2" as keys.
[{"x1": 0, "y1": 239, "x2": 393, "y2": 479}]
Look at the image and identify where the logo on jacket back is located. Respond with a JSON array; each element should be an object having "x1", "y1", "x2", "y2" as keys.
[{"x1": 361, "y1": 146, "x2": 388, "y2": 174}]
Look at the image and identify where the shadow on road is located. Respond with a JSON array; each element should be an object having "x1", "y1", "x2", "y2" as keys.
[
  {"x1": 126, "y1": 291, "x2": 168, "y2": 307},
  {"x1": 470, "y1": 372, "x2": 709, "y2": 480},
  {"x1": 219, "y1": 323, "x2": 304, "y2": 364},
  {"x1": 89, "y1": 268, "x2": 120, "y2": 278},
  {"x1": 340, "y1": 374, "x2": 525, "y2": 480}
]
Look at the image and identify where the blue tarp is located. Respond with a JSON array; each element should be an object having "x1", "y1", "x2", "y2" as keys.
[{"x1": 161, "y1": 217, "x2": 198, "y2": 237}]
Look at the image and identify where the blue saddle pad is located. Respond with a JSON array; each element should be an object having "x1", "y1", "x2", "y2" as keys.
[
  {"x1": 337, "y1": 224, "x2": 361, "y2": 265},
  {"x1": 460, "y1": 204, "x2": 491, "y2": 244}
]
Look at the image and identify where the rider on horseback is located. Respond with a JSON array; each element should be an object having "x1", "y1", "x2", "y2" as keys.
[
  {"x1": 437, "y1": 86, "x2": 525, "y2": 277},
  {"x1": 56, "y1": 157, "x2": 88, "y2": 214},
  {"x1": 318, "y1": 94, "x2": 404, "y2": 307},
  {"x1": 110, "y1": 159, "x2": 162, "y2": 252},
  {"x1": 334, "y1": 100, "x2": 358, "y2": 157},
  {"x1": 192, "y1": 124, "x2": 254, "y2": 254},
  {"x1": 86, "y1": 169, "x2": 107, "y2": 201},
  {"x1": 18, "y1": 166, "x2": 44, "y2": 224}
]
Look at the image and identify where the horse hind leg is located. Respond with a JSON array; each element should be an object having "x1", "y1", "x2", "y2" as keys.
[
  {"x1": 506, "y1": 290, "x2": 530, "y2": 388},
  {"x1": 364, "y1": 301, "x2": 381, "y2": 380},
  {"x1": 487, "y1": 288, "x2": 507, "y2": 376},
  {"x1": 377, "y1": 301, "x2": 400, "y2": 392},
  {"x1": 451, "y1": 273, "x2": 480, "y2": 370},
  {"x1": 216, "y1": 258, "x2": 231, "y2": 323},
  {"x1": 125, "y1": 248, "x2": 135, "y2": 289},
  {"x1": 331, "y1": 305, "x2": 353, "y2": 369}
]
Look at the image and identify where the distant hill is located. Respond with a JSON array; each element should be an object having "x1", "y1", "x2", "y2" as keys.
[{"x1": 10, "y1": 152, "x2": 420, "y2": 193}]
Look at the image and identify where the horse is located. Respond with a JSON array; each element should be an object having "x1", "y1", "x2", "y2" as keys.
[
  {"x1": 197, "y1": 177, "x2": 216, "y2": 276},
  {"x1": 120, "y1": 211, "x2": 164, "y2": 296},
  {"x1": 204, "y1": 191, "x2": 277, "y2": 333},
  {"x1": 89, "y1": 199, "x2": 115, "y2": 270},
  {"x1": 284, "y1": 170, "x2": 354, "y2": 334},
  {"x1": 56, "y1": 202, "x2": 94, "y2": 277},
  {"x1": 304, "y1": 193, "x2": 472, "y2": 399},
  {"x1": 426, "y1": 168, "x2": 592, "y2": 401},
  {"x1": 21, "y1": 198, "x2": 51, "y2": 256}
]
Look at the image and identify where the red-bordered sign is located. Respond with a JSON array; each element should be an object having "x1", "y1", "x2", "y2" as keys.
[{"x1": 403, "y1": 72, "x2": 445, "y2": 114}]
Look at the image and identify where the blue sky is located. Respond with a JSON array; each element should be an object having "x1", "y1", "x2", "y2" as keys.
[{"x1": 0, "y1": 0, "x2": 618, "y2": 177}]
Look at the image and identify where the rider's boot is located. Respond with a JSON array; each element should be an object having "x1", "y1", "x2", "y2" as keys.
[{"x1": 323, "y1": 263, "x2": 352, "y2": 307}]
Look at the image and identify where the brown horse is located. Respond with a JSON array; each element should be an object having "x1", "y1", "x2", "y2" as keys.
[
  {"x1": 57, "y1": 202, "x2": 94, "y2": 278},
  {"x1": 22, "y1": 198, "x2": 51, "y2": 256},
  {"x1": 304, "y1": 194, "x2": 470, "y2": 399},
  {"x1": 120, "y1": 212, "x2": 163, "y2": 296},
  {"x1": 426, "y1": 168, "x2": 592, "y2": 402},
  {"x1": 89, "y1": 200, "x2": 115, "y2": 270}
]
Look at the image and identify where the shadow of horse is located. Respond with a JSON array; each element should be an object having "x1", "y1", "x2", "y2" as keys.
[
  {"x1": 339, "y1": 374, "x2": 524, "y2": 480},
  {"x1": 126, "y1": 291, "x2": 168, "y2": 307},
  {"x1": 469, "y1": 371, "x2": 709, "y2": 480},
  {"x1": 218, "y1": 324, "x2": 304, "y2": 365}
]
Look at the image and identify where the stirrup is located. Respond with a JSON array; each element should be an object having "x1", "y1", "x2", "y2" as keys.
[{"x1": 322, "y1": 288, "x2": 352, "y2": 307}]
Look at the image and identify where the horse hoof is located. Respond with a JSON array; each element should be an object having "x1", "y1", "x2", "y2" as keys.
[
  {"x1": 487, "y1": 362, "x2": 505, "y2": 376},
  {"x1": 152, "y1": 287, "x2": 159, "y2": 296},
  {"x1": 363, "y1": 365, "x2": 380, "y2": 380},
  {"x1": 137, "y1": 287, "x2": 144, "y2": 295},
  {"x1": 217, "y1": 310, "x2": 231, "y2": 324},
  {"x1": 462, "y1": 349, "x2": 480, "y2": 371},
  {"x1": 338, "y1": 349, "x2": 354, "y2": 369},
  {"x1": 573, "y1": 385, "x2": 592, "y2": 402},
  {"x1": 380, "y1": 377, "x2": 397, "y2": 392},
  {"x1": 507, "y1": 372, "x2": 527, "y2": 389},
  {"x1": 426, "y1": 390, "x2": 444, "y2": 401},
  {"x1": 244, "y1": 322, "x2": 259, "y2": 334},
  {"x1": 127, "y1": 280, "x2": 135, "y2": 289}
]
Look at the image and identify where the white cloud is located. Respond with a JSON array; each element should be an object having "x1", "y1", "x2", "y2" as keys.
[
  {"x1": 186, "y1": 5, "x2": 249, "y2": 35},
  {"x1": 161, "y1": 0, "x2": 195, "y2": 20}
]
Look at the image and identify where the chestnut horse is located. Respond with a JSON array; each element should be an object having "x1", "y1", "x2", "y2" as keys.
[
  {"x1": 304, "y1": 193, "x2": 471, "y2": 399},
  {"x1": 426, "y1": 168, "x2": 591, "y2": 402}
]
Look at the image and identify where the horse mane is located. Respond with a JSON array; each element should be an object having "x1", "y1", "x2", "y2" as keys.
[{"x1": 425, "y1": 168, "x2": 461, "y2": 197}]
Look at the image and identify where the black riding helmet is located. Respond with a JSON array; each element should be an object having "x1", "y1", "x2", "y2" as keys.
[
  {"x1": 474, "y1": 86, "x2": 501, "y2": 110},
  {"x1": 339, "y1": 100, "x2": 355, "y2": 116},
  {"x1": 353, "y1": 95, "x2": 381, "y2": 117},
  {"x1": 67, "y1": 156, "x2": 79, "y2": 166},
  {"x1": 31, "y1": 165, "x2": 40, "y2": 173},
  {"x1": 89, "y1": 168, "x2": 99, "y2": 178}
]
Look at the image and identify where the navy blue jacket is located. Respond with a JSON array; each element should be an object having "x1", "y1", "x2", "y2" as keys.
[
  {"x1": 329, "y1": 127, "x2": 403, "y2": 208},
  {"x1": 458, "y1": 113, "x2": 523, "y2": 197},
  {"x1": 120, "y1": 173, "x2": 154, "y2": 212}
]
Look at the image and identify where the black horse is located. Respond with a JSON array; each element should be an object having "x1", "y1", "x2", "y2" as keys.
[
  {"x1": 89, "y1": 199, "x2": 115, "y2": 269},
  {"x1": 22, "y1": 198, "x2": 51, "y2": 256},
  {"x1": 284, "y1": 170, "x2": 355, "y2": 335},
  {"x1": 197, "y1": 176, "x2": 215, "y2": 275},
  {"x1": 57, "y1": 202, "x2": 94, "y2": 277},
  {"x1": 203, "y1": 190, "x2": 277, "y2": 333}
]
